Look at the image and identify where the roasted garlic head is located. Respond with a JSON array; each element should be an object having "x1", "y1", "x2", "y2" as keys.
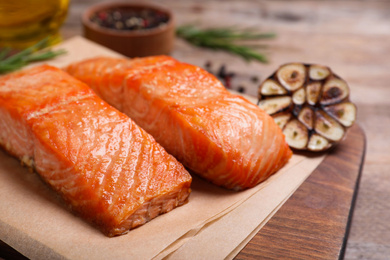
[{"x1": 258, "y1": 63, "x2": 357, "y2": 152}]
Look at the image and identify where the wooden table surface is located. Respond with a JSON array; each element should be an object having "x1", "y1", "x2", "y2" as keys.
[{"x1": 1, "y1": 0, "x2": 390, "y2": 259}]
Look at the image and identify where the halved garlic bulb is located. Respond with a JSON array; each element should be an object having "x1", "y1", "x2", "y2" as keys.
[{"x1": 258, "y1": 62, "x2": 357, "y2": 152}]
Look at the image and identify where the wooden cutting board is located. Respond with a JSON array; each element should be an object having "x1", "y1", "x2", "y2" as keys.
[
  {"x1": 236, "y1": 124, "x2": 366, "y2": 259},
  {"x1": 0, "y1": 124, "x2": 365, "y2": 259}
]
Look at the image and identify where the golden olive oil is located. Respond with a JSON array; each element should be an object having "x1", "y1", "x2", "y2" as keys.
[{"x1": 0, "y1": 0, "x2": 69, "y2": 49}]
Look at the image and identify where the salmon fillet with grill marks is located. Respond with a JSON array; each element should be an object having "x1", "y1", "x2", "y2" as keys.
[
  {"x1": 66, "y1": 56, "x2": 292, "y2": 190},
  {"x1": 0, "y1": 65, "x2": 192, "y2": 237}
]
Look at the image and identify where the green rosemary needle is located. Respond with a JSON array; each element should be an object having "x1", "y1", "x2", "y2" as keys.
[
  {"x1": 176, "y1": 25, "x2": 275, "y2": 63},
  {"x1": 0, "y1": 38, "x2": 66, "y2": 75}
]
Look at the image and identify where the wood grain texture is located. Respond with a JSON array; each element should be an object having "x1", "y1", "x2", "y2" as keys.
[
  {"x1": 235, "y1": 124, "x2": 365, "y2": 259},
  {"x1": 2, "y1": 0, "x2": 390, "y2": 259}
]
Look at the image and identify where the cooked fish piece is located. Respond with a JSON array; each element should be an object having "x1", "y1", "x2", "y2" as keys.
[
  {"x1": 66, "y1": 56, "x2": 292, "y2": 190},
  {"x1": 0, "y1": 65, "x2": 192, "y2": 237}
]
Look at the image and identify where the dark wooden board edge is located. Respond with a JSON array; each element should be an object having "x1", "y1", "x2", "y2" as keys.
[
  {"x1": 0, "y1": 124, "x2": 366, "y2": 260},
  {"x1": 235, "y1": 124, "x2": 366, "y2": 259},
  {"x1": 0, "y1": 241, "x2": 27, "y2": 260}
]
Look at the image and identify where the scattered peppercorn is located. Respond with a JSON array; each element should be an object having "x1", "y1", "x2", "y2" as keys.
[
  {"x1": 251, "y1": 76, "x2": 259, "y2": 83},
  {"x1": 90, "y1": 8, "x2": 170, "y2": 31},
  {"x1": 237, "y1": 86, "x2": 246, "y2": 93},
  {"x1": 224, "y1": 75, "x2": 232, "y2": 89},
  {"x1": 205, "y1": 61, "x2": 212, "y2": 69},
  {"x1": 203, "y1": 62, "x2": 263, "y2": 94},
  {"x1": 217, "y1": 65, "x2": 227, "y2": 79}
]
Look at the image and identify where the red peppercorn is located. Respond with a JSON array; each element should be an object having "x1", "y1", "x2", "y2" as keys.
[
  {"x1": 98, "y1": 11, "x2": 107, "y2": 21},
  {"x1": 224, "y1": 75, "x2": 231, "y2": 89}
]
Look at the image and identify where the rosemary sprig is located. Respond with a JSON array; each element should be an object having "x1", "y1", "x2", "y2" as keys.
[
  {"x1": 176, "y1": 25, "x2": 275, "y2": 63},
  {"x1": 0, "y1": 48, "x2": 11, "y2": 60},
  {"x1": 0, "y1": 38, "x2": 67, "y2": 75}
]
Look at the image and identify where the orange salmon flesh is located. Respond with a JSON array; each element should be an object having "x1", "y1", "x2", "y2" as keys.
[
  {"x1": 0, "y1": 65, "x2": 192, "y2": 237},
  {"x1": 66, "y1": 56, "x2": 292, "y2": 190}
]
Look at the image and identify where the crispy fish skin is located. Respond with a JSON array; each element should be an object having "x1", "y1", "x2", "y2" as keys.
[
  {"x1": 66, "y1": 57, "x2": 292, "y2": 190},
  {"x1": 0, "y1": 65, "x2": 192, "y2": 237}
]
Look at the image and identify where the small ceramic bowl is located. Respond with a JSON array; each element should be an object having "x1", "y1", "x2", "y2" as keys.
[{"x1": 82, "y1": 2, "x2": 175, "y2": 57}]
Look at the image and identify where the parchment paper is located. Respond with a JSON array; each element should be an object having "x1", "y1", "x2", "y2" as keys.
[
  {"x1": 164, "y1": 154, "x2": 325, "y2": 259},
  {"x1": 0, "y1": 37, "x2": 326, "y2": 259}
]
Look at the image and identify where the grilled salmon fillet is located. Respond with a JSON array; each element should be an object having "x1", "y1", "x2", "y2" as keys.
[
  {"x1": 0, "y1": 65, "x2": 192, "y2": 236},
  {"x1": 66, "y1": 56, "x2": 292, "y2": 190}
]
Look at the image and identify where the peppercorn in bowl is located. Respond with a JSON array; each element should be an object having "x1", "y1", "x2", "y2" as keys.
[{"x1": 82, "y1": 2, "x2": 175, "y2": 57}]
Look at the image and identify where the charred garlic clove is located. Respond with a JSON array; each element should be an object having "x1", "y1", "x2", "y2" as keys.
[
  {"x1": 298, "y1": 106, "x2": 314, "y2": 130},
  {"x1": 273, "y1": 112, "x2": 292, "y2": 129},
  {"x1": 314, "y1": 110, "x2": 345, "y2": 142},
  {"x1": 276, "y1": 63, "x2": 306, "y2": 91},
  {"x1": 259, "y1": 79, "x2": 287, "y2": 96},
  {"x1": 257, "y1": 62, "x2": 357, "y2": 152},
  {"x1": 309, "y1": 64, "x2": 330, "y2": 80},
  {"x1": 306, "y1": 81, "x2": 322, "y2": 106},
  {"x1": 308, "y1": 134, "x2": 331, "y2": 151},
  {"x1": 320, "y1": 78, "x2": 349, "y2": 105},
  {"x1": 283, "y1": 119, "x2": 308, "y2": 150},
  {"x1": 292, "y1": 87, "x2": 306, "y2": 105},
  {"x1": 324, "y1": 102, "x2": 357, "y2": 127},
  {"x1": 258, "y1": 96, "x2": 292, "y2": 115}
]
